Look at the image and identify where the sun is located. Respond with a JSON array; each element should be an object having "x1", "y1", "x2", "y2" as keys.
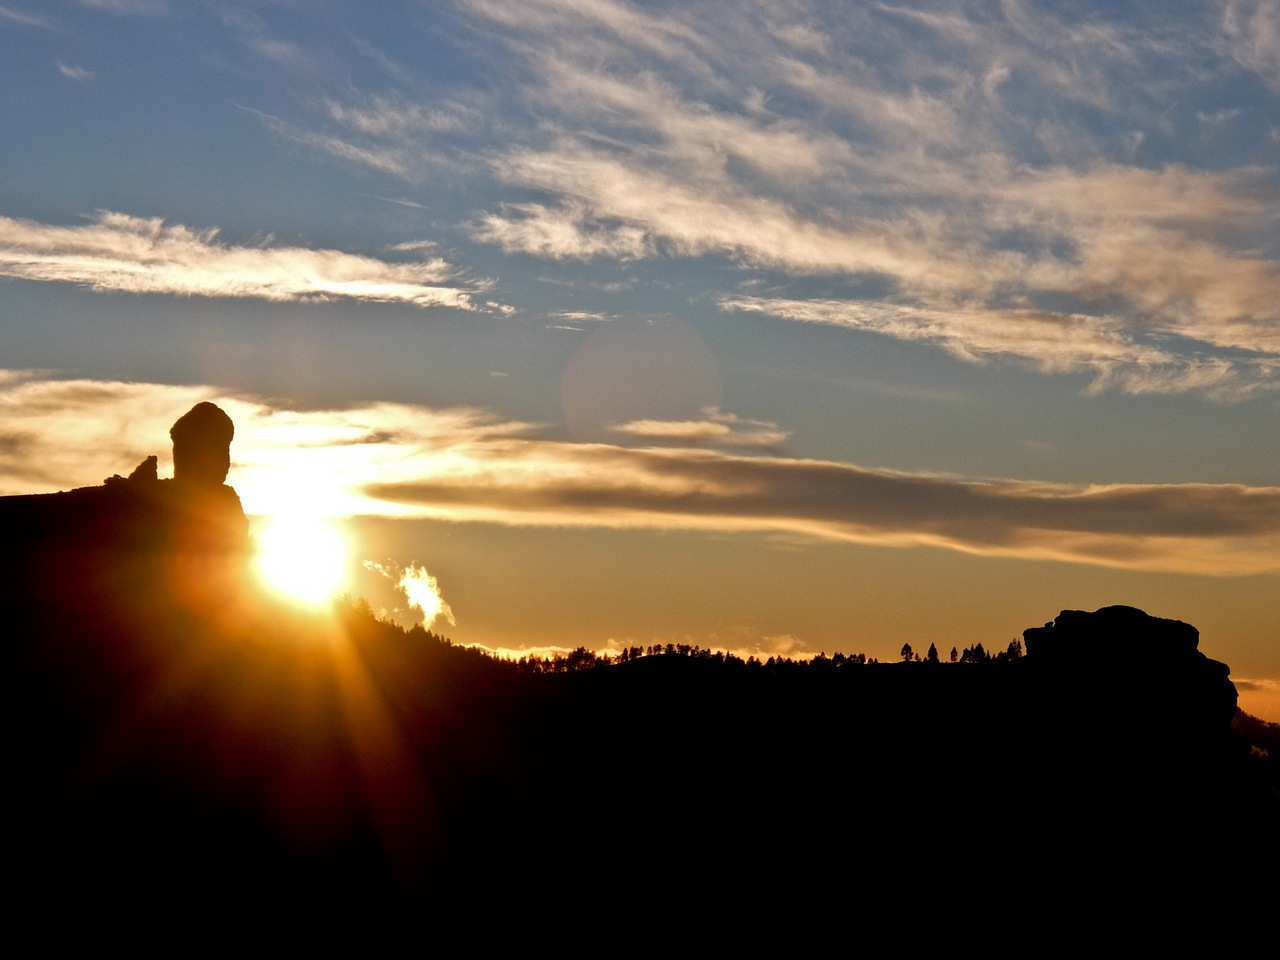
[{"x1": 254, "y1": 515, "x2": 350, "y2": 606}]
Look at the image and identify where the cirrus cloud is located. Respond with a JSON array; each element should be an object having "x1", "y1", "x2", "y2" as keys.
[
  {"x1": 720, "y1": 296, "x2": 1280, "y2": 400},
  {"x1": 0, "y1": 210, "x2": 487, "y2": 310},
  {"x1": 295, "y1": 0, "x2": 1280, "y2": 396}
]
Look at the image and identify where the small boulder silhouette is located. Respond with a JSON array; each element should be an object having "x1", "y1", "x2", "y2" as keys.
[{"x1": 127, "y1": 455, "x2": 158, "y2": 482}]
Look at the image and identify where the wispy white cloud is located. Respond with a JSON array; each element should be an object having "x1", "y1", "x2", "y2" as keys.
[
  {"x1": 461, "y1": 0, "x2": 710, "y2": 72},
  {"x1": 476, "y1": 147, "x2": 1280, "y2": 390},
  {"x1": 1197, "y1": 108, "x2": 1244, "y2": 124},
  {"x1": 5, "y1": 372, "x2": 1280, "y2": 577},
  {"x1": 0, "y1": 210, "x2": 484, "y2": 309},
  {"x1": 79, "y1": 0, "x2": 166, "y2": 15},
  {"x1": 248, "y1": 37, "x2": 309, "y2": 67},
  {"x1": 372, "y1": 197, "x2": 428, "y2": 210},
  {"x1": 477, "y1": 146, "x2": 1004, "y2": 291},
  {"x1": 347, "y1": 34, "x2": 414, "y2": 85},
  {"x1": 472, "y1": 199, "x2": 654, "y2": 261},
  {"x1": 612, "y1": 418, "x2": 733, "y2": 441},
  {"x1": 73, "y1": 0, "x2": 1280, "y2": 396},
  {"x1": 721, "y1": 296, "x2": 1280, "y2": 399},
  {"x1": 55, "y1": 61, "x2": 92, "y2": 81},
  {"x1": 555, "y1": 311, "x2": 612, "y2": 322},
  {"x1": 255, "y1": 109, "x2": 417, "y2": 178},
  {"x1": 0, "y1": 4, "x2": 51, "y2": 28},
  {"x1": 212, "y1": 4, "x2": 266, "y2": 34},
  {"x1": 326, "y1": 95, "x2": 469, "y2": 138},
  {"x1": 612, "y1": 406, "x2": 788, "y2": 447},
  {"x1": 256, "y1": 92, "x2": 484, "y2": 182},
  {"x1": 450, "y1": 1, "x2": 1280, "y2": 395},
  {"x1": 1220, "y1": 0, "x2": 1280, "y2": 89}
]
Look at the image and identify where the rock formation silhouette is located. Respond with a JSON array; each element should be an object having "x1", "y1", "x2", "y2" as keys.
[
  {"x1": 1013, "y1": 606, "x2": 1245, "y2": 861},
  {"x1": 170, "y1": 400, "x2": 235, "y2": 486},
  {"x1": 1023, "y1": 604, "x2": 1237, "y2": 733},
  {"x1": 0, "y1": 402, "x2": 249, "y2": 620}
]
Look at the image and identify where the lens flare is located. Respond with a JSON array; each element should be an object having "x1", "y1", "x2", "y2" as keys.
[{"x1": 255, "y1": 516, "x2": 349, "y2": 606}]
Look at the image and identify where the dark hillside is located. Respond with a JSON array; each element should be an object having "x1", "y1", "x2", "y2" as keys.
[{"x1": 2, "y1": 405, "x2": 1276, "y2": 929}]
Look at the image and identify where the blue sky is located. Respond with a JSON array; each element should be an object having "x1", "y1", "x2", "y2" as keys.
[{"x1": 2, "y1": 1, "x2": 1279, "y2": 712}]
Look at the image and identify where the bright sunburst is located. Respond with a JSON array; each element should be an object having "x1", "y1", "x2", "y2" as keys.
[{"x1": 255, "y1": 516, "x2": 350, "y2": 606}]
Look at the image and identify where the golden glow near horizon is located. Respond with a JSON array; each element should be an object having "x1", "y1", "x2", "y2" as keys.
[
  {"x1": 255, "y1": 515, "x2": 350, "y2": 607},
  {"x1": 6, "y1": 376, "x2": 1280, "y2": 580}
]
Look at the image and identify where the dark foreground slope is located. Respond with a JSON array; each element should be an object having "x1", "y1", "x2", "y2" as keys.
[
  {"x1": 2, "y1": 424, "x2": 1277, "y2": 930},
  {"x1": 3, "y1": 581, "x2": 1277, "y2": 923}
]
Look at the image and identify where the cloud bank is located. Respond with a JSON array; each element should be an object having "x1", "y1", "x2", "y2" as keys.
[{"x1": 4, "y1": 372, "x2": 1279, "y2": 577}]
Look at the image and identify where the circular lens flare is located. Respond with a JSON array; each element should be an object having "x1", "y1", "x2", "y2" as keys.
[{"x1": 255, "y1": 516, "x2": 349, "y2": 606}]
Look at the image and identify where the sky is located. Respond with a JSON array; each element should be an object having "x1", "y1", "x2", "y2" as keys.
[{"x1": 2, "y1": 1, "x2": 1278, "y2": 718}]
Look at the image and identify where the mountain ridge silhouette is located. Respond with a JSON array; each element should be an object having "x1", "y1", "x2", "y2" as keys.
[{"x1": 1, "y1": 405, "x2": 1276, "y2": 929}]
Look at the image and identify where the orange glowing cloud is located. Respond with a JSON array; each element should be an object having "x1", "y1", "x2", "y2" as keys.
[{"x1": 4, "y1": 371, "x2": 1280, "y2": 577}]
